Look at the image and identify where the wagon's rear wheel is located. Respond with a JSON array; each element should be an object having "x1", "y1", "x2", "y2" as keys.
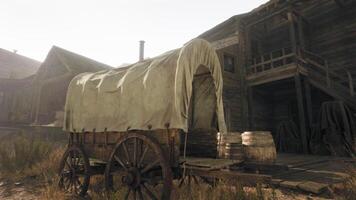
[
  {"x1": 58, "y1": 146, "x2": 90, "y2": 196},
  {"x1": 105, "y1": 132, "x2": 173, "y2": 200}
]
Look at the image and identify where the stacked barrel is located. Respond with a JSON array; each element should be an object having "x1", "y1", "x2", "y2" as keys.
[
  {"x1": 241, "y1": 131, "x2": 276, "y2": 164},
  {"x1": 217, "y1": 132, "x2": 244, "y2": 160}
]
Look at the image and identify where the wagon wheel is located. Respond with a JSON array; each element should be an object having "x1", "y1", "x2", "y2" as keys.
[
  {"x1": 105, "y1": 132, "x2": 173, "y2": 200},
  {"x1": 58, "y1": 145, "x2": 90, "y2": 196}
]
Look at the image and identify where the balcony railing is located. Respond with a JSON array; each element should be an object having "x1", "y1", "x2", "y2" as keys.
[
  {"x1": 247, "y1": 47, "x2": 355, "y2": 97},
  {"x1": 247, "y1": 47, "x2": 296, "y2": 75}
]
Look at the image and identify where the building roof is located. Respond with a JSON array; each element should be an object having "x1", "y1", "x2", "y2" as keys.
[
  {"x1": 0, "y1": 48, "x2": 41, "y2": 79},
  {"x1": 36, "y1": 46, "x2": 113, "y2": 80},
  {"x1": 49, "y1": 46, "x2": 112, "y2": 72},
  {"x1": 198, "y1": 14, "x2": 246, "y2": 42}
]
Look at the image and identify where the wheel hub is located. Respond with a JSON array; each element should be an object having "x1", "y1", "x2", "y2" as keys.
[{"x1": 122, "y1": 168, "x2": 141, "y2": 188}]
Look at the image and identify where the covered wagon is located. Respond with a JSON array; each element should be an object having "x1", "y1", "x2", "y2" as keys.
[{"x1": 58, "y1": 39, "x2": 228, "y2": 199}]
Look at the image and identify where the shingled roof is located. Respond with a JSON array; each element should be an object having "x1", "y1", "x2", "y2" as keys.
[{"x1": 0, "y1": 48, "x2": 41, "y2": 79}]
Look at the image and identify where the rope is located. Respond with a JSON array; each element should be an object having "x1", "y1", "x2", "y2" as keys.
[{"x1": 183, "y1": 130, "x2": 188, "y2": 178}]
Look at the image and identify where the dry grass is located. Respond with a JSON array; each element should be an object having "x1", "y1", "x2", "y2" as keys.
[
  {"x1": 332, "y1": 166, "x2": 356, "y2": 200},
  {"x1": 0, "y1": 135, "x2": 54, "y2": 173},
  {"x1": 1, "y1": 135, "x2": 355, "y2": 200}
]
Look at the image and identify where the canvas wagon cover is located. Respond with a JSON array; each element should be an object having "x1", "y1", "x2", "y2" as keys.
[{"x1": 64, "y1": 39, "x2": 226, "y2": 133}]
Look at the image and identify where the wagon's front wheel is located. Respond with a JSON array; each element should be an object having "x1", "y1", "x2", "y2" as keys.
[
  {"x1": 58, "y1": 146, "x2": 90, "y2": 196},
  {"x1": 105, "y1": 132, "x2": 173, "y2": 200}
]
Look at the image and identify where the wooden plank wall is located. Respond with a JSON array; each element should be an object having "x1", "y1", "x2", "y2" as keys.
[
  {"x1": 216, "y1": 45, "x2": 243, "y2": 131},
  {"x1": 307, "y1": 1, "x2": 356, "y2": 73}
]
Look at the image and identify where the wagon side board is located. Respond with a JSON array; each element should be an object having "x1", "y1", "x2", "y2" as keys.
[{"x1": 68, "y1": 129, "x2": 181, "y2": 168}]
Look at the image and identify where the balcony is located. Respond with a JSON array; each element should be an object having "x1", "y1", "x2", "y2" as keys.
[{"x1": 246, "y1": 47, "x2": 303, "y2": 86}]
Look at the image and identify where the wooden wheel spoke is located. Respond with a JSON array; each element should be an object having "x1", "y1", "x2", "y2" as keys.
[
  {"x1": 63, "y1": 178, "x2": 71, "y2": 190},
  {"x1": 133, "y1": 189, "x2": 137, "y2": 200},
  {"x1": 192, "y1": 176, "x2": 199, "y2": 185},
  {"x1": 65, "y1": 159, "x2": 71, "y2": 168},
  {"x1": 73, "y1": 179, "x2": 78, "y2": 194},
  {"x1": 138, "y1": 144, "x2": 149, "y2": 167},
  {"x1": 133, "y1": 138, "x2": 138, "y2": 167},
  {"x1": 122, "y1": 142, "x2": 131, "y2": 165},
  {"x1": 138, "y1": 187, "x2": 144, "y2": 200},
  {"x1": 141, "y1": 184, "x2": 158, "y2": 200},
  {"x1": 75, "y1": 154, "x2": 81, "y2": 166},
  {"x1": 71, "y1": 151, "x2": 76, "y2": 167},
  {"x1": 76, "y1": 179, "x2": 82, "y2": 187},
  {"x1": 114, "y1": 155, "x2": 129, "y2": 171},
  {"x1": 178, "y1": 176, "x2": 186, "y2": 188},
  {"x1": 124, "y1": 188, "x2": 132, "y2": 200},
  {"x1": 141, "y1": 159, "x2": 160, "y2": 174},
  {"x1": 105, "y1": 133, "x2": 172, "y2": 199},
  {"x1": 58, "y1": 146, "x2": 90, "y2": 196}
]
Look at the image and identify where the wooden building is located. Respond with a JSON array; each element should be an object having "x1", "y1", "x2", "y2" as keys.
[
  {"x1": 31, "y1": 46, "x2": 112, "y2": 125},
  {"x1": 200, "y1": 0, "x2": 356, "y2": 154},
  {"x1": 0, "y1": 49, "x2": 41, "y2": 124},
  {"x1": 0, "y1": 46, "x2": 112, "y2": 127}
]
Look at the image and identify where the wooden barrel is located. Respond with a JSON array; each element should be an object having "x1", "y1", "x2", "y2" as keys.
[
  {"x1": 217, "y1": 132, "x2": 243, "y2": 160},
  {"x1": 242, "y1": 131, "x2": 276, "y2": 164}
]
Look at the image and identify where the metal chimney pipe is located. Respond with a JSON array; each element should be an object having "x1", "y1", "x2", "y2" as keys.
[{"x1": 139, "y1": 40, "x2": 145, "y2": 61}]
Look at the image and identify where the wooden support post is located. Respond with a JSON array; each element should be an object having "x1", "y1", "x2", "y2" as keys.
[
  {"x1": 295, "y1": 73, "x2": 309, "y2": 153},
  {"x1": 346, "y1": 71, "x2": 354, "y2": 96},
  {"x1": 282, "y1": 48, "x2": 286, "y2": 66},
  {"x1": 304, "y1": 78, "x2": 313, "y2": 127},
  {"x1": 248, "y1": 86, "x2": 254, "y2": 129},
  {"x1": 297, "y1": 14, "x2": 306, "y2": 50},
  {"x1": 325, "y1": 61, "x2": 331, "y2": 87},
  {"x1": 253, "y1": 58, "x2": 257, "y2": 74},
  {"x1": 288, "y1": 12, "x2": 297, "y2": 54},
  {"x1": 241, "y1": 26, "x2": 252, "y2": 130},
  {"x1": 34, "y1": 85, "x2": 43, "y2": 124},
  {"x1": 246, "y1": 27, "x2": 252, "y2": 66}
]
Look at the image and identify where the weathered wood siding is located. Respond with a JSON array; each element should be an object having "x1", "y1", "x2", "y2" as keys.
[
  {"x1": 216, "y1": 44, "x2": 243, "y2": 131},
  {"x1": 307, "y1": 1, "x2": 356, "y2": 73}
]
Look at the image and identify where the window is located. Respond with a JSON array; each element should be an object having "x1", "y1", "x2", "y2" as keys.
[{"x1": 223, "y1": 54, "x2": 235, "y2": 73}]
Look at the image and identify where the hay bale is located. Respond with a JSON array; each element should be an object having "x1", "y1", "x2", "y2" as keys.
[{"x1": 242, "y1": 131, "x2": 276, "y2": 164}]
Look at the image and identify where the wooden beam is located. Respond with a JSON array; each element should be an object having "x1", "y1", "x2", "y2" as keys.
[
  {"x1": 212, "y1": 35, "x2": 239, "y2": 50},
  {"x1": 304, "y1": 78, "x2": 313, "y2": 127},
  {"x1": 334, "y1": 0, "x2": 346, "y2": 7},
  {"x1": 185, "y1": 167, "x2": 271, "y2": 186},
  {"x1": 297, "y1": 15, "x2": 306, "y2": 50},
  {"x1": 247, "y1": 7, "x2": 289, "y2": 28},
  {"x1": 248, "y1": 86, "x2": 254, "y2": 129},
  {"x1": 346, "y1": 71, "x2": 355, "y2": 96},
  {"x1": 288, "y1": 12, "x2": 297, "y2": 54},
  {"x1": 295, "y1": 73, "x2": 309, "y2": 153}
]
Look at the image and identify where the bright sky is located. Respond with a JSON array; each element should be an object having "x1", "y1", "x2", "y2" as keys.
[{"x1": 1, "y1": 0, "x2": 268, "y2": 67}]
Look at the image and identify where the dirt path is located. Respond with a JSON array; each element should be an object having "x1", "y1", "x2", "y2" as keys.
[{"x1": 0, "y1": 179, "x2": 42, "y2": 200}]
